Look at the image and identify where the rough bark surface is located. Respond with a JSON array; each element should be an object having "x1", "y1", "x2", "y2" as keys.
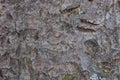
[{"x1": 0, "y1": 0, "x2": 120, "y2": 80}]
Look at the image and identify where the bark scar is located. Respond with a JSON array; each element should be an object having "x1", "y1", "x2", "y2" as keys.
[
  {"x1": 77, "y1": 26, "x2": 96, "y2": 32},
  {"x1": 80, "y1": 19, "x2": 99, "y2": 25}
]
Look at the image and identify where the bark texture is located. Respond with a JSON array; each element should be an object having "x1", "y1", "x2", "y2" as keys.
[{"x1": 0, "y1": 0, "x2": 120, "y2": 80}]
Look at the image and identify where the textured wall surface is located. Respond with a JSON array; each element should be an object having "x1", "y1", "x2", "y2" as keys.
[{"x1": 0, "y1": 0, "x2": 120, "y2": 80}]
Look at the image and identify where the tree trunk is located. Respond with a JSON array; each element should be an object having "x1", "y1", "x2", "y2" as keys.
[{"x1": 0, "y1": 0, "x2": 120, "y2": 80}]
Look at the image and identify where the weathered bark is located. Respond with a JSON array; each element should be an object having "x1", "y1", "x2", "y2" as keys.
[{"x1": 0, "y1": 0, "x2": 120, "y2": 80}]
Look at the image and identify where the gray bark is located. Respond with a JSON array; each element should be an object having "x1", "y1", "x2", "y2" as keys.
[{"x1": 0, "y1": 0, "x2": 120, "y2": 80}]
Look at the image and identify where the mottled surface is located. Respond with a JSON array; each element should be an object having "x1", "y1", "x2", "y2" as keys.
[{"x1": 0, "y1": 0, "x2": 120, "y2": 80}]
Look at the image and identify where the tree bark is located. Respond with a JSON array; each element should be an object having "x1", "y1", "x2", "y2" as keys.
[{"x1": 0, "y1": 0, "x2": 120, "y2": 80}]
